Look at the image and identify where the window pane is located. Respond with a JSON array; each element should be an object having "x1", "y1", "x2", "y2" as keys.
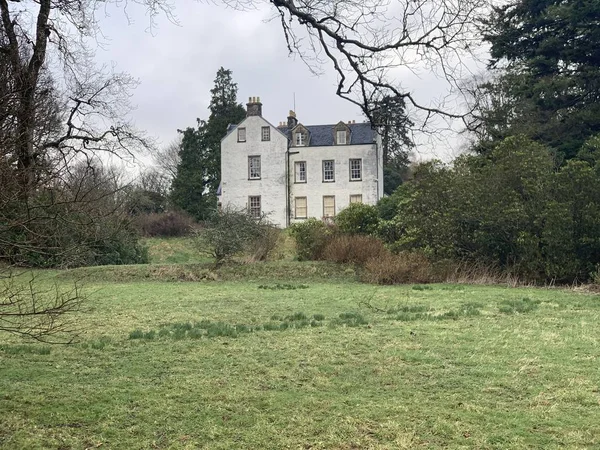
[
  {"x1": 261, "y1": 127, "x2": 270, "y2": 141},
  {"x1": 323, "y1": 196, "x2": 335, "y2": 217},
  {"x1": 295, "y1": 161, "x2": 306, "y2": 182},
  {"x1": 295, "y1": 197, "x2": 307, "y2": 218},
  {"x1": 238, "y1": 127, "x2": 246, "y2": 142},
  {"x1": 337, "y1": 130, "x2": 346, "y2": 145},
  {"x1": 295, "y1": 133, "x2": 305, "y2": 146},
  {"x1": 350, "y1": 194, "x2": 362, "y2": 203},
  {"x1": 323, "y1": 160, "x2": 334, "y2": 182},
  {"x1": 249, "y1": 196, "x2": 261, "y2": 218},
  {"x1": 350, "y1": 158, "x2": 361, "y2": 180},
  {"x1": 249, "y1": 156, "x2": 261, "y2": 179}
]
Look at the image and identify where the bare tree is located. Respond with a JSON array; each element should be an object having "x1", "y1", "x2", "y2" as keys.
[
  {"x1": 0, "y1": 0, "x2": 166, "y2": 341},
  {"x1": 257, "y1": 0, "x2": 488, "y2": 130},
  {"x1": 152, "y1": 137, "x2": 182, "y2": 181},
  {"x1": 0, "y1": 0, "x2": 168, "y2": 197},
  {"x1": 0, "y1": 271, "x2": 83, "y2": 343}
]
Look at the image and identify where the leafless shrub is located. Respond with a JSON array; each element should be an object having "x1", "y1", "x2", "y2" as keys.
[
  {"x1": 196, "y1": 207, "x2": 276, "y2": 266},
  {"x1": 362, "y1": 251, "x2": 434, "y2": 285},
  {"x1": 323, "y1": 235, "x2": 386, "y2": 265},
  {"x1": 441, "y1": 260, "x2": 522, "y2": 287},
  {"x1": 134, "y1": 211, "x2": 195, "y2": 237},
  {"x1": 247, "y1": 225, "x2": 281, "y2": 262}
]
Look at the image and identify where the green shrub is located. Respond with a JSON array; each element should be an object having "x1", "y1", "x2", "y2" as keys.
[
  {"x1": 0, "y1": 164, "x2": 149, "y2": 268},
  {"x1": 335, "y1": 203, "x2": 380, "y2": 235},
  {"x1": 289, "y1": 218, "x2": 332, "y2": 261},
  {"x1": 376, "y1": 195, "x2": 401, "y2": 220}
]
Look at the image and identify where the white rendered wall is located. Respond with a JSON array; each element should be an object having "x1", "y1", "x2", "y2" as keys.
[
  {"x1": 220, "y1": 116, "x2": 288, "y2": 227},
  {"x1": 289, "y1": 141, "x2": 382, "y2": 223}
]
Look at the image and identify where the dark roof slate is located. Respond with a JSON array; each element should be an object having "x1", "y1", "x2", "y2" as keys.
[{"x1": 223, "y1": 120, "x2": 376, "y2": 147}]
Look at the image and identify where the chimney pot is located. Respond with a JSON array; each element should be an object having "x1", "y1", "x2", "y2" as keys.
[
  {"x1": 287, "y1": 110, "x2": 298, "y2": 128},
  {"x1": 246, "y1": 96, "x2": 263, "y2": 117}
]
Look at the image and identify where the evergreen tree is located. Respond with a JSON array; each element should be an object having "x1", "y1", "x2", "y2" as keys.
[
  {"x1": 371, "y1": 95, "x2": 414, "y2": 194},
  {"x1": 475, "y1": 0, "x2": 600, "y2": 161},
  {"x1": 171, "y1": 68, "x2": 246, "y2": 220}
]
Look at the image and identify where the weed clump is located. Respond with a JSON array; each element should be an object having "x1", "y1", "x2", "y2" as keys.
[
  {"x1": 332, "y1": 312, "x2": 368, "y2": 327},
  {"x1": 412, "y1": 285, "x2": 433, "y2": 291},
  {"x1": 499, "y1": 297, "x2": 540, "y2": 314},
  {"x1": 387, "y1": 302, "x2": 483, "y2": 321},
  {"x1": 129, "y1": 329, "x2": 155, "y2": 340},
  {"x1": 258, "y1": 284, "x2": 309, "y2": 290},
  {"x1": 0, "y1": 345, "x2": 51, "y2": 355},
  {"x1": 285, "y1": 312, "x2": 308, "y2": 321}
]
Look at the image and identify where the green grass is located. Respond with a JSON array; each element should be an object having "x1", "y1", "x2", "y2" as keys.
[
  {"x1": 141, "y1": 237, "x2": 211, "y2": 264},
  {"x1": 1, "y1": 275, "x2": 600, "y2": 448}
]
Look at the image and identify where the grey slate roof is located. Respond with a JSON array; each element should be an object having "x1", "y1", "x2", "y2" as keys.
[
  {"x1": 224, "y1": 120, "x2": 376, "y2": 147},
  {"x1": 285, "y1": 122, "x2": 375, "y2": 147}
]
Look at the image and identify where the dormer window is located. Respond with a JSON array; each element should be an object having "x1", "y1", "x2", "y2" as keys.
[
  {"x1": 295, "y1": 132, "x2": 305, "y2": 146},
  {"x1": 334, "y1": 121, "x2": 350, "y2": 145}
]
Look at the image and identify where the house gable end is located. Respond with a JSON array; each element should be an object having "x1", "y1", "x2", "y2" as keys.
[{"x1": 221, "y1": 116, "x2": 289, "y2": 143}]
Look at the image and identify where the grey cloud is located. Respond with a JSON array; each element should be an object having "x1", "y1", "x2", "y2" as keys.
[{"x1": 92, "y1": 1, "x2": 473, "y2": 159}]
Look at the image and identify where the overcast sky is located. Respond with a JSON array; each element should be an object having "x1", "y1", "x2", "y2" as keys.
[{"x1": 93, "y1": 1, "x2": 485, "y2": 163}]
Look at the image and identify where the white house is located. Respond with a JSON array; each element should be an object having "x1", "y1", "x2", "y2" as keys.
[{"x1": 219, "y1": 97, "x2": 384, "y2": 228}]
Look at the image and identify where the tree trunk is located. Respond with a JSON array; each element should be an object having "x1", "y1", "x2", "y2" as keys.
[{"x1": 0, "y1": 0, "x2": 51, "y2": 193}]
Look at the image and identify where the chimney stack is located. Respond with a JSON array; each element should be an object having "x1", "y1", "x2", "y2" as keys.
[
  {"x1": 287, "y1": 110, "x2": 298, "y2": 128},
  {"x1": 246, "y1": 96, "x2": 262, "y2": 117}
]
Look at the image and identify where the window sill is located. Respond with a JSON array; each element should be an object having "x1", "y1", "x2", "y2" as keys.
[
  {"x1": 349, "y1": 178, "x2": 362, "y2": 182},
  {"x1": 248, "y1": 178, "x2": 261, "y2": 181},
  {"x1": 322, "y1": 180, "x2": 335, "y2": 183},
  {"x1": 294, "y1": 181, "x2": 307, "y2": 184}
]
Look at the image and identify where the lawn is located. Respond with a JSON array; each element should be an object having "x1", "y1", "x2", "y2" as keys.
[{"x1": 1, "y1": 267, "x2": 599, "y2": 449}]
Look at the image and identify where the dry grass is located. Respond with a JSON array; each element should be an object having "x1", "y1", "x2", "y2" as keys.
[
  {"x1": 322, "y1": 235, "x2": 386, "y2": 265},
  {"x1": 362, "y1": 251, "x2": 433, "y2": 284},
  {"x1": 439, "y1": 260, "x2": 525, "y2": 287}
]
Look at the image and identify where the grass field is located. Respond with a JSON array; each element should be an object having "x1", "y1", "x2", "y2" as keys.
[
  {"x1": 2, "y1": 277, "x2": 600, "y2": 447},
  {"x1": 1, "y1": 239, "x2": 600, "y2": 448}
]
